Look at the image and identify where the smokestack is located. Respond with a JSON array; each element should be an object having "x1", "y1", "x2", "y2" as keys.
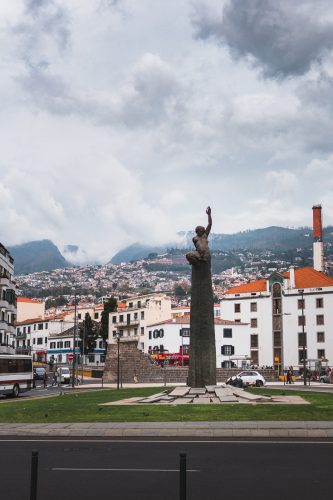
[{"x1": 312, "y1": 205, "x2": 324, "y2": 272}]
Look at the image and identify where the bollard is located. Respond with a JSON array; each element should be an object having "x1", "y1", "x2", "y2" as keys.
[
  {"x1": 30, "y1": 450, "x2": 39, "y2": 500},
  {"x1": 179, "y1": 452, "x2": 187, "y2": 500}
]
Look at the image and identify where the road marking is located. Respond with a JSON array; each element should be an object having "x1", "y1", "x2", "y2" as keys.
[
  {"x1": 52, "y1": 467, "x2": 199, "y2": 472},
  {"x1": 0, "y1": 439, "x2": 333, "y2": 445}
]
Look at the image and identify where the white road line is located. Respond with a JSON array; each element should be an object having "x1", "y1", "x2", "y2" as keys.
[
  {"x1": 52, "y1": 467, "x2": 199, "y2": 472},
  {"x1": 0, "y1": 439, "x2": 332, "y2": 444}
]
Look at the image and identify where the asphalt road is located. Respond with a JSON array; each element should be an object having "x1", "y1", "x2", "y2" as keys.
[{"x1": 1, "y1": 438, "x2": 332, "y2": 500}]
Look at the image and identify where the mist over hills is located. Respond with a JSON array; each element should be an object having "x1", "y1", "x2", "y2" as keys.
[
  {"x1": 111, "y1": 225, "x2": 333, "y2": 264},
  {"x1": 8, "y1": 225, "x2": 333, "y2": 274}
]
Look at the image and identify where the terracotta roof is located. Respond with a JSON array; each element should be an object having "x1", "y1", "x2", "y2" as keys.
[
  {"x1": 16, "y1": 317, "x2": 46, "y2": 325},
  {"x1": 284, "y1": 267, "x2": 333, "y2": 288},
  {"x1": 225, "y1": 267, "x2": 333, "y2": 295},
  {"x1": 17, "y1": 297, "x2": 42, "y2": 304},
  {"x1": 148, "y1": 314, "x2": 243, "y2": 327},
  {"x1": 225, "y1": 279, "x2": 267, "y2": 294}
]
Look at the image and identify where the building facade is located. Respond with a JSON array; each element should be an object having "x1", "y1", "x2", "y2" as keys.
[
  {"x1": 108, "y1": 293, "x2": 172, "y2": 349},
  {"x1": 0, "y1": 243, "x2": 17, "y2": 352},
  {"x1": 146, "y1": 315, "x2": 250, "y2": 368},
  {"x1": 221, "y1": 267, "x2": 333, "y2": 372}
]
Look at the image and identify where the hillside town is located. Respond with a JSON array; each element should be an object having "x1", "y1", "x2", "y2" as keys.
[{"x1": 0, "y1": 206, "x2": 332, "y2": 385}]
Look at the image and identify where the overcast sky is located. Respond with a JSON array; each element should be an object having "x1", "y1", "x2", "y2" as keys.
[{"x1": 1, "y1": 0, "x2": 333, "y2": 263}]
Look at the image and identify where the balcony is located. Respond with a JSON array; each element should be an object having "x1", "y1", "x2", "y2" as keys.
[
  {"x1": 0, "y1": 344, "x2": 15, "y2": 354},
  {"x1": 112, "y1": 319, "x2": 140, "y2": 328},
  {"x1": 16, "y1": 332, "x2": 27, "y2": 340}
]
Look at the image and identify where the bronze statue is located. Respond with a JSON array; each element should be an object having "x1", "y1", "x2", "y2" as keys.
[{"x1": 186, "y1": 206, "x2": 212, "y2": 264}]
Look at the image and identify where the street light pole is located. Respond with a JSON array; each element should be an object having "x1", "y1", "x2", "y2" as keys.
[
  {"x1": 299, "y1": 289, "x2": 307, "y2": 386},
  {"x1": 72, "y1": 290, "x2": 77, "y2": 388},
  {"x1": 116, "y1": 332, "x2": 120, "y2": 390}
]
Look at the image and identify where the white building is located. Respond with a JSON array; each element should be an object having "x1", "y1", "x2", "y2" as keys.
[
  {"x1": 48, "y1": 326, "x2": 106, "y2": 366},
  {"x1": 145, "y1": 314, "x2": 250, "y2": 368},
  {"x1": 15, "y1": 316, "x2": 74, "y2": 361},
  {"x1": 0, "y1": 243, "x2": 17, "y2": 352},
  {"x1": 108, "y1": 293, "x2": 172, "y2": 349},
  {"x1": 221, "y1": 266, "x2": 333, "y2": 372}
]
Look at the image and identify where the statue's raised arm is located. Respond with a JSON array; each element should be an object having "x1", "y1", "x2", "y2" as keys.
[{"x1": 206, "y1": 206, "x2": 212, "y2": 236}]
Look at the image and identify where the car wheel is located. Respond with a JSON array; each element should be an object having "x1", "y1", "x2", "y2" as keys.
[
  {"x1": 256, "y1": 380, "x2": 263, "y2": 387},
  {"x1": 12, "y1": 384, "x2": 20, "y2": 398}
]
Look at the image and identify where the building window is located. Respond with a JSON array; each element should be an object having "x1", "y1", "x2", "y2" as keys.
[
  {"x1": 38, "y1": 323, "x2": 43, "y2": 330},
  {"x1": 316, "y1": 298, "x2": 324, "y2": 308},
  {"x1": 77, "y1": 314, "x2": 81, "y2": 320},
  {"x1": 316, "y1": 315, "x2": 324, "y2": 325},
  {"x1": 33, "y1": 338, "x2": 36, "y2": 344},
  {"x1": 223, "y1": 328, "x2": 232, "y2": 338},
  {"x1": 250, "y1": 302, "x2": 257, "y2": 312},
  {"x1": 235, "y1": 319, "x2": 241, "y2": 323},
  {"x1": 134, "y1": 312, "x2": 138, "y2": 320},
  {"x1": 250, "y1": 335, "x2": 258, "y2": 348},
  {"x1": 45, "y1": 323, "x2": 48, "y2": 329},
  {"x1": 298, "y1": 299, "x2": 305, "y2": 310},
  {"x1": 318, "y1": 349, "x2": 326, "y2": 359},
  {"x1": 141, "y1": 327, "x2": 144, "y2": 335},
  {"x1": 112, "y1": 316, "x2": 117, "y2": 323},
  {"x1": 234, "y1": 304, "x2": 241, "y2": 313},
  {"x1": 94, "y1": 313, "x2": 98, "y2": 319},
  {"x1": 317, "y1": 331, "x2": 325, "y2": 343},
  {"x1": 250, "y1": 350, "x2": 259, "y2": 365},
  {"x1": 221, "y1": 361, "x2": 234, "y2": 368},
  {"x1": 65, "y1": 341, "x2": 70, "y2": 348},
  {"x1": 134, "y1": 328, "x2": 138, "y2": 336},
  {"x1": 273, "y1": 299, "x2": 281, "y2": 314},
  {"x1": 129, "y1": 302, "x2": 133, "y2": 308},
  {"x1": 50, "y1": 342, "x2": 56, "y2": 349},
  {"x1": 273, "y1": 331, "x2": 281, "y2": 347},
  {"x1": 58, "y1": 354, "x2": 62, "y2": 362},
  {"x1": 298, "y1": 316, "x2": 306, "y2": 326},
  {"x1": 88, "y1": 355, "x2": 95, "y2": 363},
  {"x1": 298, "y1": 332, "x2": 307, "y2": 347},
  {"x1": 119, "y1": 315, "x2": 123, "y2": 322},
  {"x1": 141, "y1": 311, "x2": 145, "y2": 319},
  {"x1": 57, "y1": 341, "x2": 64, "y2": 348},
  {"x1": 250, "y1": 318, "x2": 258, "y2": 328},
  {"x1": 28, "y1": 326, "x2": 31, "y2": 333},
  {"x1": 221, "y1": 345, "x2": 234, "y2": 356}
]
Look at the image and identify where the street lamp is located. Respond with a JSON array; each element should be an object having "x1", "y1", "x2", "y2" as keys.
[
  {"x1": 298, "y1": 289, "x2": 307, "y2": 386},
  {"x1": 72, "y1": 289, "x2": 77, "y2": 388},
  {"x1": 115, "y1": 332, "x2": 121, "y2": 390}
]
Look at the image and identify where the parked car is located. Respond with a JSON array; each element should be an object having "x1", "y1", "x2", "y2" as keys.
[
  {"x1": 226, "y1": 370, "x2": 266, "y2": 387},
  {"x1": 33, "y1": 367, "x2": 46, "y2": 381},
  {"x1": 319, "y1": 373, "x2": 330, "y2": 384}
]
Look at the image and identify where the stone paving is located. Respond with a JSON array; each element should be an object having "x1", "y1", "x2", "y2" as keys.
[{"x1": 100, "y1": 385, "x2": 309, "y2": 406}]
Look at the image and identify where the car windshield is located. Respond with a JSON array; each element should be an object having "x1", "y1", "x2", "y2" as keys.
[{"x1": 61, "y1": 368, "x2": 70, "y2": 374}]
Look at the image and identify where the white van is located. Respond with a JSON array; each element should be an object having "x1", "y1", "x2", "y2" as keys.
[{"x1": 57, "y1": 367, "x2": 71, "y2": 384}]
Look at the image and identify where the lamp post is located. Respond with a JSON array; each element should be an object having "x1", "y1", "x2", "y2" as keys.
[
  {"x1": 72, "y1": 290, "x2": 77, "y2": 388},
  {"x1": 116, "y1": 332, "x2": 120, "y2": 390},
  {"x1": 298, "y1": 289, "x2": 307, "y2": 386}
]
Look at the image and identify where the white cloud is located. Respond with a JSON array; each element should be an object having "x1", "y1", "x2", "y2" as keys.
[{"x1": 1, "y1": 0, "x2": 333, "y2": 265}]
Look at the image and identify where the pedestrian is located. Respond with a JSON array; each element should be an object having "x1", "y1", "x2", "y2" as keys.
[
  {"x1": 43, "y1": 370, "x2": 48, "y2": 388},
  {"x1": 53, "y1": 370, "x2": 58, "y2": 386},
  {"x1": 286, "y1": 369, "x2": 292, "y2": 384}
]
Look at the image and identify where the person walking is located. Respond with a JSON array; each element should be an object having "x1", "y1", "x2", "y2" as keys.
[{"x1": 286, "y1": 369, "x2": 292, "y2": 384}]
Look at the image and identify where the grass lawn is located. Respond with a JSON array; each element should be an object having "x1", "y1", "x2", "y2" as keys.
[{"x1": 0, "y1": 387, "x2": 332, "y2": 423}]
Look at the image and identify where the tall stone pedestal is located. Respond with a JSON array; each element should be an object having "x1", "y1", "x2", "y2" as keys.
[{"x1": 188, "y1": 260, "x2": 216, "y2": 387}]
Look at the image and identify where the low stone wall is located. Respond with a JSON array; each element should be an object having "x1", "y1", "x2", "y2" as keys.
[{"x1": 102, "y1": 341, "x2": 277, "y2": 384}]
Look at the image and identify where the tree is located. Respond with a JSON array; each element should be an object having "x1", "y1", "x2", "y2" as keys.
[
  {"x1": 79, "y1": 312, "x2": 99, "y2": 354},
  {"x1": 100, "y1": 297, "x2": 118, "y2": 341}
]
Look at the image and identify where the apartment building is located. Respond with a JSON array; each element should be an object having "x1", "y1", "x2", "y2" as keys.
[
  {"x1": 146, "y1": 314, "x2": 250, "y2": 368},
  {"x1": 108, "y1": 293, "x2": 172, "y2": 349},
  {"x1": 0, "y1": 243, "x2": 17, "y2": 352},
  {"x1": 15, "y1": 316, "x2": 74, "y2": 361},
  {"x1": 221, "y1": 267, "x2": 333, "y2": 372}
]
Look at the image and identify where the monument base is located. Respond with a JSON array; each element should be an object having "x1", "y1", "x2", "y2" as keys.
[{"x1": 187, "y1": 259, "x2": 216, "y2": 387}]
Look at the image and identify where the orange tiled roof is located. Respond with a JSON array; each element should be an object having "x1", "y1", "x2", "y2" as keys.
[
  {"x1": 225, "y1": 267, "x2": 333, "y2": 295},
  {"x1": 17, "y1": 297, "x2": 42, "y2": 304},
  {"x1": 148, "y1": 314, "x2": 242, "y2": 327},
  {"x1": 225, "y1": 279, "x2": 267, "y2": 294},
  {"x1": 284, "y1": 267, "x2": 333, "y2": 288},
  {"x1": 16, "y1": 317, "x2": 46, "y2": 325}
]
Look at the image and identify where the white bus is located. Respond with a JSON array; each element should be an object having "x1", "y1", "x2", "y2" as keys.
[{"x1": 0, "y1": 354, "x2": 33, "y2": 397}]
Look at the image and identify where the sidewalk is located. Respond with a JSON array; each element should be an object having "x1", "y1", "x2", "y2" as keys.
[{"x1": 1, "y1": 421, "x2": 333, "y2": 438}]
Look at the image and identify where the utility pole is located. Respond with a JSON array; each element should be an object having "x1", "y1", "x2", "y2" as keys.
[
  {"x1": 72, "y1": 289, "x2": 77, "y2": 388},
  {"x1": 299, "y1": 289, "x2": 307, "y2": 386}
]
